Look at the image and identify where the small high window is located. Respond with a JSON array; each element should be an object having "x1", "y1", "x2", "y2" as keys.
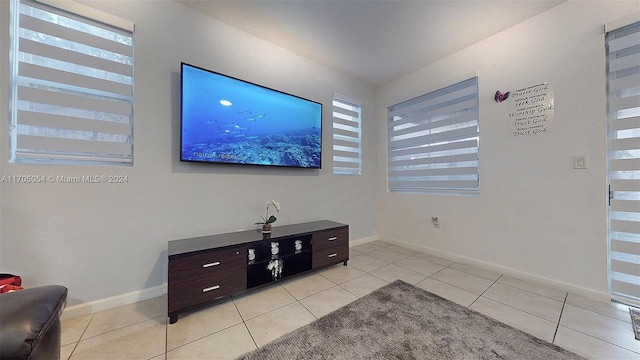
[{"x1": 332, "y1": 94, "x2": 362, "y2": 175}]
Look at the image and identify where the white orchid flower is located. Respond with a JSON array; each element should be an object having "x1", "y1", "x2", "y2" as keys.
[
  {"x1": 258, "y1": 200, "x2": 281, "y2": 225},
  {"x1": 265, "y1": 200, "x2": 281, "y2": 212}
]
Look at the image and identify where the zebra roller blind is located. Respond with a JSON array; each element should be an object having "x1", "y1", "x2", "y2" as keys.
[
  {"x1": 10, "y1": 0, "x2": 134, "y2": 165},
  {"x1": 387, "y1": 77, "x2": 479, "y2": 194},
  {"x1": 606, "y1": 20, "x2": 640, "y2": 304},
  {"x1": 332, "y1": 94, "x2": 361, "y2": 175}
]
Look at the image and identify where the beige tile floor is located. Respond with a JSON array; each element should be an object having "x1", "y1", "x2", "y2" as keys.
[{"x1": 61, "y1": 240, "x2": 640, "y2": 360}]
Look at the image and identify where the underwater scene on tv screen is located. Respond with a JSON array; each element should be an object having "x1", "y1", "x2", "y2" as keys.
[{"x1": 181, "y1": 64, "x2": 322, "y2": 168}]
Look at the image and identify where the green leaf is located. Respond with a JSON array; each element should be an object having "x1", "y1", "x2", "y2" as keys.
[{"x1": 266, "y1": 215, "x2": 277, "y2": 224}]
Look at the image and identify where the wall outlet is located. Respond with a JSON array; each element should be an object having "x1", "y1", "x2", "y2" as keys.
[{"x1": 431, "y1": 216, "x2": 440, "y2": 228}]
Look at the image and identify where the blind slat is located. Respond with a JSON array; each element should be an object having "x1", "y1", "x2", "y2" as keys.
[
  {"x1": 19, "y1": 38, "x2": 132, "y2": 76},
  {"x1": 611, "y1": 179, "x2": 640, "y2": 191},
  {"x1": 609, "y1": 116, "x2": 640, "y2": 132},
  {"x1": 20, "y1": 13, "x2": 133, "y2": 56},
  {"x1": 333, "y1": 116, "x2": 360, "y2": 129},
  {"x1": 611, "y1": 260, "x2": 640, "y2": 277},
  {"x1": 333, "y1": 127, "x2": 359, "y2": 139},
  {"x1": 16, "y1": 151, "x2": 132, "y2": 163},
  {"x1": 18, "y1": 86, "x2": 132, "y2": 116},
  {"x1": 390, "y1": 125, "x2": 478, "y2": 150},
  {"x1": 17, "y1": 134, "x2": 131, "y2": 157},
  {"x1": 389, "y1": 166, "x2": 478, "y2": 178},
  {"x1": 333, "y1": 150, "x2": 359, "y2": 159},
  {"x1": 389, "y1": 180, "x2": 479, "y2": 191},
  {"x1": 390, "y1": 153, "x2": 478, "y2": 168},
  {"x1": 333, "y1": 106, "x2": 359, "y2": 119},
  {"x1": 19, "y1": 62, "x2": 131, "y2": 97},
  {"x1": 611, "y1": 219, "x2": 640, "y2": 235},
  {"x1": 333, "y1": 161, "x2": 360, "y2": 169},
  {"x1": 333, "y1": 138, "x2": 360, "y2": 149},
  {"x1": 611, "y1": 280, "x2": 640, "y2": 298},
  {"x1": 611, "y1": 239, "x2": 640, "y2": 255},
  {"x1": 609, "y1": 94, "x2": 640, "y2": 113},
  {"x1": 609, "y1": 137, "x2": 640, "y2": 152},
  {"x1": 390, "y1": 111, "x2": 477, "y2": 137},
  {"x1": 17, "y1": 110, "x2": 131, "y2": 135},
  {"x1": 609, "y1": 53, "x2": 640, "y2": 73},
  {"x1": 36, "y1": 0, "x2": 134, "y2": 32},
  {"x1": 609, "y1": 73, "x2": 640, "y2": 93},
  {"x1": 611, "y1": 199, "x2": 640, "y2": 213},
  {"x1": 610, "y1": 158, "x2": 640, "y2": 171},
  {"x1": 389, "y1": 98, "x2": 477, "y2": 129},
  {"x1": 388, "y1": 80, "x2": 476, "y2": 117},
  {"x1": 390, "y1": 139, "x2": 477, "y2": 158},
  {"x1": 608, "y1": 31, "x2": 640, "y2": 52}
]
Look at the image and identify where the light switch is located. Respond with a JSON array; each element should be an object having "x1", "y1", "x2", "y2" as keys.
[{"x1": 574, "y1": 155, "x2": 588, "y2": 169}]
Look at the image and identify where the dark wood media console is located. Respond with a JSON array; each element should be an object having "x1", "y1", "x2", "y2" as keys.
[{"x1": 168, "y1": 220, "x2": 349, "y2": 324}]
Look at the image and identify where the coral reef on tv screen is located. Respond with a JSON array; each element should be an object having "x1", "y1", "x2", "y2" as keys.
[{"x1": 180, "y1": 63, "x2": 322, "y2": 169}]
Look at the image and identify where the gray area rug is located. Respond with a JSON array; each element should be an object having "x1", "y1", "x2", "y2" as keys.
[{"x1": 238, "y1": 280, "x2": 585, "y2": 359}]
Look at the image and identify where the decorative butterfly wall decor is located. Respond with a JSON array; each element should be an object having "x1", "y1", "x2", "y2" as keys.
[{"x1": 494, "y1": 90, "x2": 510, "y2": 103}]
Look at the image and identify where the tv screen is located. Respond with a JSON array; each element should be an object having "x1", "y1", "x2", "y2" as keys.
[{"x1": 180, "y1": 63, "x2": 322, "y2": 169}]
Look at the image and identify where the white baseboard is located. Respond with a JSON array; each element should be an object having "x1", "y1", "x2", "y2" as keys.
[
  {"x1": 349, "y1": 235, "x2": 379, "y2": 247},
  {"x1": 371, "y1": 236, "x2": 612, "y2": 304},
  {"x1": 61, "y1": 284, "x2": 167, "y2": 321}
]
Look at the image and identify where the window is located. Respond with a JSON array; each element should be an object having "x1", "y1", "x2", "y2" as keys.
[
  {"x1": 387, "y1": 77, "x2": 479, "y2": 194},
  {"x1": 606, "y1": 21, "x2": 640, "y2": 304},
  {"x1": 332, "y1": 94, "x2": 361, "y2": 175},
  {"x1": 9, "y1": 0, "x2": 134, "y2": 165}
]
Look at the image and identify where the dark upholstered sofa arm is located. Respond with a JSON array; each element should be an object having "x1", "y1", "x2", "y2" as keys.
[{"x1": 0, "y1": 285, "x2": 68, "y2": 360}]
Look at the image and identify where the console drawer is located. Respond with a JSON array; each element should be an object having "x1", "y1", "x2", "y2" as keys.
[
  {"x1": 168, "y1": 268, "x2": 246, "y2": 313},
  {"x1": 312, "y1": 227, "x2": 348, "y2": 251},
  {"x1": 313, "y1": 243, "x2": 349, "y2": 269},
  {"x1": 169, "y1": 246, "x2": 246, "y2": 285}
]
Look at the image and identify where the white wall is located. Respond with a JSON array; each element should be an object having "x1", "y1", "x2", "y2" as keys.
[
  {"x1": 0, "y1": 0, "x2": 377, "y2": 307},
  {"x1": 376, "y1": 1, "x2": 638, "y2": 300}
]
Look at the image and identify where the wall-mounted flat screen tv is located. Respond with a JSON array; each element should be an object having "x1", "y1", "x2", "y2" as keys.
[{"x1": 180, "y1": 63, "x2": 322, "y2": 169}]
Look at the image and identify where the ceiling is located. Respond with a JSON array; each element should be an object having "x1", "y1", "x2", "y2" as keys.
[{"x1": 177, "y1": 0, "x2": 563, "y2": 88}]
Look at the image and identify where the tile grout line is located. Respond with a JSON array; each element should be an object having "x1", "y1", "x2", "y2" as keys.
[
  {"x1": 552, "y1": 292, "x2": 568, "y2": 344},
  {"x1": 65, "y1": 313, "x2": 94, "y2": 359},
  {"x1": 232, "y1": 298, "x2": 260, "y2": 351},
  {"x1": 469, "y1": 274, "x2": 504, "y2": 308}
]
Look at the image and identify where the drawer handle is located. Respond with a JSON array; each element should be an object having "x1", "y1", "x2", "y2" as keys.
[
  {"x1": 328, "y1": 253, "x2": 338, "y2": 258},
  {"x1": 203, "y1": 261, "x2": 221, "y2": 268},
  {"x1": 202, "y1": 285, "x2": 220, "y2": 292},
  {"x1": 328, "y1": 237, "x2": 338, "y2": 241}
]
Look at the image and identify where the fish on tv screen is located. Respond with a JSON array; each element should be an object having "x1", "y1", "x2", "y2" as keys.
[{"x1": 180, "y1": 63, "x2": 322, "y2": 169}]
